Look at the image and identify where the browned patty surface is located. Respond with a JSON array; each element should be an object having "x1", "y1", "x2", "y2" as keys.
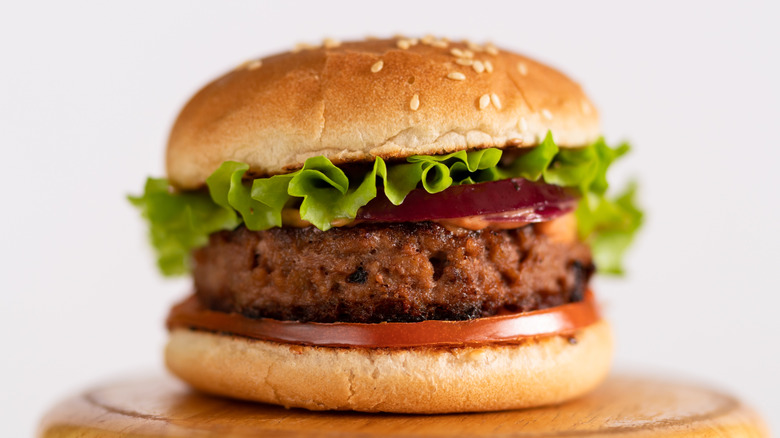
[{"x1": 193, "y1": 222, "x2": 593, "y2": 323}]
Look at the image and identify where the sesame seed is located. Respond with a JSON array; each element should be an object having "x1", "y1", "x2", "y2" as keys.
[
  {"x1": 455, "y1": 58, "x2": 474, "y2": 66},
  {"x1": 236, "y1": 59, "x2": 261, "y2": 70},
  {"x1": 410, "y1": 94, "x2": 420, "y2": 111},
  {"x1": 472, "y1": 60, "x2": 485, "y2": 73},
  {"x1": 490, "y1": 93, "x2": 502, "y2": 110},
  {"x1": 519, "y1": 117, "x2": 528, "y2": 131},
  {"x1": 431, "y1": 40, "x2": 448, "y2": 48},
  {"x1": 463, "y1": 49, "x2": 474, "y2": 59},
  {"x1": 467, "y1": 41, "x2": 484, "y2": 52},
  {"x1": 517, "y1": 62, "x2": 528, "y2": 76},
  {"x1": 542, "y1": 109, "x2": 553, "y2": 120},
  {"x1": 479, "y1": 94, "x2": 490, "y2": 110},
  {"x1": 450, "y1": 48, "x2": 466, "y2": 58},
  {"x1": 293, "y1": 42, "x2": 319, "y2": 52},
  {"x1": 397, "y1": 39, "x2": 411, "y2": 49},
  {"x1": 422, "y1": 34, "x2": 436, "y2": 45},
  {"x1": 484, "y1": 60, "x2": 494, "y2": 73},
  {"x1": 408, "y1": 38, "x2": 419, "y2": 46},
  {"x1": 447, "y1": 72, "x2": 466, "y2": 81},
  {"x1": 323, "y1": 38, "x2": 341, "y2": 48},
  {"x1": 370, "y1": 60, "x2": 384, "y2": 73},
  {"x1": 485, "y1": 43, "x2": 499, "y2": 55},
  {"x1": 581, "y1": 100, "x2": 592, "y2": 115}
]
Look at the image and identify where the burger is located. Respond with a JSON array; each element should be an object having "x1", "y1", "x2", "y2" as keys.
[{"x1": 130, "y1": 36, "x2": 642, "y2": 413}]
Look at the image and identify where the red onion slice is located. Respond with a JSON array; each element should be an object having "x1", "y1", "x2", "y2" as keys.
[{"x1": 357, "y1": 178, "x2": 578, "y2": 222}]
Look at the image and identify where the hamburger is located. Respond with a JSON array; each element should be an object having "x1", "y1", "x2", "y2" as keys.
[{"x1": 130, "y1": 36, "x2": 642, "y2": 413}]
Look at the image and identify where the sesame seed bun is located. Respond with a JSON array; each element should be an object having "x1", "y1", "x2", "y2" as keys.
[
  {"x1": 166, "y1": 38, "x2": 600, "y2": 189},
  {"x1": 165, "y1": 319, "x2": 612, "y2": 414}
]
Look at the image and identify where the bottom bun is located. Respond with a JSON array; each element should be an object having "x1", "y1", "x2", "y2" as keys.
[{"x1": 165, "y1": 319, "x2": 612, "y2": 414}]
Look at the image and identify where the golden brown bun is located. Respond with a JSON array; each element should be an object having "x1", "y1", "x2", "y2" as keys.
[
  {"x1": 167, "y1": 37, "x2": 600, "y2": 189},
  {"x1": 165, "y1": 319, "x2": 612, "y2": 413}
]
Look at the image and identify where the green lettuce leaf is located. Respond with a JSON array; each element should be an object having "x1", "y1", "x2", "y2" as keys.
[
  {"x1": 128, "y1": 178, "x2": 239, "y2": 275},
  {"x1": 576, "y1": 183, "x2": 643, "y2": 274},
  {"x1": 131, "y1": 133, "x2": 642, "y2": 276},
  {"x1": 408, "y1": 148, "x2": 502, "y2": 190},
  {"x1": 206, "y1": 161, "x2": 278, "y2": 230},
  {"x1": 500, "y1": 131, "x2": 559, "y2": 181}
]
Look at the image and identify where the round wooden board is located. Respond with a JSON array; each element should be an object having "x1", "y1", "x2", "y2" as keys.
[{"x1": 38, "y1": 372, "x2": 768, "y2": 438}]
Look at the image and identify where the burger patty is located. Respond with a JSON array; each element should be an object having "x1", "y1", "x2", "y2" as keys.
[{"x1": 193, "y1": 221, "x2": 594, "y2": 323}]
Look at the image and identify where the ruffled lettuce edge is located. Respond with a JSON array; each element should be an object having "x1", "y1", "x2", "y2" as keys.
[{"x1": 130, "y1": 132, "x2": 642, "y2": 276}]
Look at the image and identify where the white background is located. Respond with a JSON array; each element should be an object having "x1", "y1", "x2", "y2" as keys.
[{"x1": 2, "y1": 1, "x2": 778, "y2": 436}]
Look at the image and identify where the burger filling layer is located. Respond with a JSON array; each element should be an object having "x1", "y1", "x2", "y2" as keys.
[{"x1": 193, "y1": 215, "x2": 593, "y2": 323}]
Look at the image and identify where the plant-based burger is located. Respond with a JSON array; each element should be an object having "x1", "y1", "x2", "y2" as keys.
[{"x1": 131, "y1": 36, "x2": 642, "y2": 413}]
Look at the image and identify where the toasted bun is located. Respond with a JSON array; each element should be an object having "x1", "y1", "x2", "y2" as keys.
[
  {"x1": 167, "y1": 37, "x2": 600, "y2": 189},
  {"x1": 165, "y1": 319, "x2": 612, "y2": 413}
]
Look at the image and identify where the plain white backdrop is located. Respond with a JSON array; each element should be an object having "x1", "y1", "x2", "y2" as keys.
[{"x1": 2, "y1": 1, "x2": 778, "y2": 436}]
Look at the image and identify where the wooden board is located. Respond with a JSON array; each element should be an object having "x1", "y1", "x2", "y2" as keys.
[{"x1": 38, "y1": 372, "x2": 768, "y2": 437}]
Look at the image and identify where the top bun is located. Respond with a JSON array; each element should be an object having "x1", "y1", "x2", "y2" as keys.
[{"x1": 167, "y1": 37, "x2": 600, "y2": 189}]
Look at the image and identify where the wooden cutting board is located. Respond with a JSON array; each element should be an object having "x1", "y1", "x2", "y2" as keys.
[{"x1": 37, "y1": 372, "x2": 768, "y2": 437}]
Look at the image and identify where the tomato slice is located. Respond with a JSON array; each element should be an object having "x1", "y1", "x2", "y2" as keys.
[
  {"x1": 168, "y1": 291, "x2": 599, "y2": 348},
  {"x1": 356, "y1": 178, "x2": 578, "y2": 222}
]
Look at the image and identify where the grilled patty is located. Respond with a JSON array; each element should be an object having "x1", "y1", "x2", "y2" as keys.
[{"x1": 193, "y1": 221, "x2": 593, "y2": 323}]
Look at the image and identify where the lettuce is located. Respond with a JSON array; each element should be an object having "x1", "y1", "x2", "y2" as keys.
[
  {"x1": 128, "y1": 178, "x2": 239, "y2": 275},
  {"x1": 131, "y1": 132, "x2": 642, "y2": 275},
  {"x1": 576, "y1": 183, "x2": 643, "y2": 274}
]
